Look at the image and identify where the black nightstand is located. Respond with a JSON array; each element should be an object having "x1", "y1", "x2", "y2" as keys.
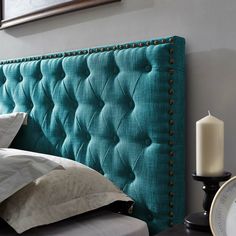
[{"x1": 155, "y1": 224, "x2": 212, "y2": 235}]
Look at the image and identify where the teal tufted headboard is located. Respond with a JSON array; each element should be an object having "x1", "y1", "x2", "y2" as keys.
[{"x1": 0, "y1": 36, "x2": 185, "y2": 235}]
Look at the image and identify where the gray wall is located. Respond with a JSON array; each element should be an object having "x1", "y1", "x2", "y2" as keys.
[{"x1": 1, "y1": 0, "x2": 236, "y2": 214}]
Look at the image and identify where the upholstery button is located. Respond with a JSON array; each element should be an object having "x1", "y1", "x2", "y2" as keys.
[
  {"x1": 114, "y1": 67, "x2": 119, "y2": 74},
  {"x1": 61, "y1": 72, "x2": 66, "y2": 79},
  {"x1": 129, "y1": 173, "x2": 135, "y2": 179},
  {"x1": 19, "y1": 76, "x2": 23, "y2": 82},
  {"x1": 38, "y1": 73, "x2": 43, "y2": 80},
  {"x1": 73, "y1": 101, "x2": 78, "y2": 109},
  {"x1": 113, "y1": 135, "x2": 119, "y2": 143},
  {"x1": 99, "y1": 100, "x2": 104, "y2": 108},
  {"x1": 145, "y1": 138, "x2": 152, "y2": 146},
  {"x1": 145, "y1": 65, "x2": 151, "y2": 72},
  {"x1": 129, "y1": 100, "x2": 134, "y2": 109},
  {"x1": 86, "y1": 133, "x2": 91, "y2": 140},
  {"x1": 1, "y1": 76, "x2": 6, "y2": 83}
]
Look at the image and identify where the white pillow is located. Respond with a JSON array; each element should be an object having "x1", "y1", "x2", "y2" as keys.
[
  {"x1": 0, "y1": 148, "x2": 63, "y2": 204},
  {"x1": 0, "y1": 149, "x2": 133, "y2": 234},
  {"x1": 0, "y1": 112, "x2": 27, "y2": 148}
]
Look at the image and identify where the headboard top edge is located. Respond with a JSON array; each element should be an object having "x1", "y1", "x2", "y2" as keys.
[{"x1": 0, "y1": 36, "x2": 185, "y2": 66}]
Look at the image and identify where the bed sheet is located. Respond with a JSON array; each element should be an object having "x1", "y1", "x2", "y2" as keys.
[{"x1": 0, "y1": 210, "x2": 149, "y2": 236}]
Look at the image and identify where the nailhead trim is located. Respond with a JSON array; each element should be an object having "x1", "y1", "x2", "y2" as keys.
[
  {"x1": 0, "y1": 37, "x2": 175, "y2": 65},
  {"x1": 167, "y1": 42, "x2": 175, "y2": 226},
  {"x1": 169, "y1": 220, "x2": 174, "y2": 227}
]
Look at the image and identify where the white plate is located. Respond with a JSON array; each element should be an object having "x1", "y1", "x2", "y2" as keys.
[{"x1": 210, "y1": 176, "x2": 236, "y2": 236}]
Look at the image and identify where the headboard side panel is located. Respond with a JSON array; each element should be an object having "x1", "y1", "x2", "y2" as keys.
[{"x1": 0, "y1": 36, "x2": 185, "y2": 234}]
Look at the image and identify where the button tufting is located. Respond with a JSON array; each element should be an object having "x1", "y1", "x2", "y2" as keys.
[
  {"x1": 86, "y1": 133, "x2": 91, "y2": 140},
  {"x1": 145, "y1": 65, "x2": 151, "y2": 72},
  {"x1": 113, "y1": 135, "x2": 119, "y2": 143},
  {"x1": 128, "y1": 100, "x2": 134, "y2": 109},
  {"x1": 38, "y1": 73, "x2": 43, "y2": 80},
  {"x1": 19, "y1": 76, "x2": 23, "y2": 82},
  {"x1": 113, "y1": 67, "x2": 119, "y2": 74},
  {"x1": 129, "y1": 172, "x2": 135, "y2": 179},
  {"x1": 29, "y1": 102, "x2": 34, "y2": 108},
  {"x1": 1, "y1": 77, "x2": 6, "y2": 83},
  {"x1": 61, "y1": 72, "x2": 66, "y2": 79},
  {"x1": 99, "y1": 100, "x2": 104, "y2": 108},
  {"x1": 145, "y1": 138, "x2": 152, "y2": 146}
]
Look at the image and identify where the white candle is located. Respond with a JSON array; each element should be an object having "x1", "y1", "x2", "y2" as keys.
[{"x1": 196, "y1": 111, "x2": 224, "y2": 176}]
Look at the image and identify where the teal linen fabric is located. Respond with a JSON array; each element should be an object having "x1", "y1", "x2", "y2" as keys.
[{"x1": 0, "y1": 36, "x2": 185, "y2": 235}]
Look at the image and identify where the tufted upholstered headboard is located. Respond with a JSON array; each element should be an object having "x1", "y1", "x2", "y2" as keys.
[{"x1": 0, "y1": 36, "x2": 185, "y2": 235}]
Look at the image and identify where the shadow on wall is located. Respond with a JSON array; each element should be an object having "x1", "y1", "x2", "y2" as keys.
[
  {"x1": 3, "y1": 0, "x2": 155, "y2": 38},
  {"x1": 185, "y1": 48, "x2": 236, "y2": 214}
]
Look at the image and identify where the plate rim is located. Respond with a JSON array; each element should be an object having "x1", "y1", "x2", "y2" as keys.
[{"x1": 210, "y1": 176, "x2": 236, "y2": 236}]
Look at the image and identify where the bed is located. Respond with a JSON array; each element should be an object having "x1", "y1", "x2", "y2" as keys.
[{"x1": 0, "y1": 35, "x2": 185, "y2": 235}]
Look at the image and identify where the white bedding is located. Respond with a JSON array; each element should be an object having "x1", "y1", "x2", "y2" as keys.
[{"x1": 0, "y1": 210, "x2": 149, "y2": 236}]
